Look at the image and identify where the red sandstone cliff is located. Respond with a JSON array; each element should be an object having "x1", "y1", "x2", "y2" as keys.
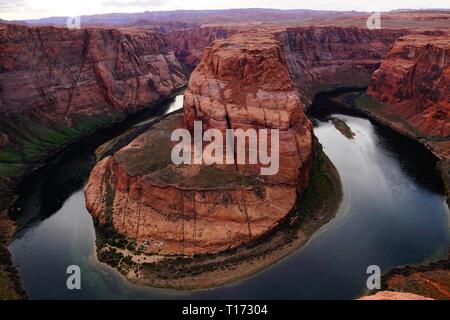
[
  {"x1": 278, "y1": 26, "x2": 407, "y2": 106},
  {"x1": 183, "y1": 31, "x2": 314, "y2": 185},
  {"x1": 165, "y1": 26, "x2": 236, "y2": 68},
  {"x1": 0, "y1": 24, "x2": 186, "y2": 186},
  {"x1": 367, "y1": 35, "x2": 449, "y2": 143}
]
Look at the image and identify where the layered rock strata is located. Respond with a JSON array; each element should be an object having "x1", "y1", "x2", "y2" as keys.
[
  {"x1": 278, "y1": 26, "x2": 407, "y2": 106},
  {"x1": 366, "y1": 35, "x2": 449, "y2": 159},
  {"x1": 165, "y1": 25, "x2": 236, "y2": 68}
]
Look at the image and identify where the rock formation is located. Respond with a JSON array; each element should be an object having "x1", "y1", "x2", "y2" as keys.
[
  {"x1": 0, "y1": 24, "x2": 186, "y2": 186},
  {"x1": 374, "y1": 251, "x2": 450, "y2": 300},
  {"x1": 85, "y1": 31, "x2": 314, "y2": 255}
]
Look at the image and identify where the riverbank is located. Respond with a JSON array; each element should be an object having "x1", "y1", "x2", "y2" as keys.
[{"x1": 94, "y1": 140, "x2": 343, "y2": 290}]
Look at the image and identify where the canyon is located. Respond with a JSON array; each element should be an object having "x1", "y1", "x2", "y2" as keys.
[
  {"x1": 85, "y1": 26, "x2": 423, "y2": 259},
  {"x1": 85, "y1": 24, "x2": 425, "y2": 257},
  {"x1": 0, "y1": 9, "x2": 449, "y2": 299},
  {"x1": 366, "y1": 35, "x2": 449, "y2": 158}
]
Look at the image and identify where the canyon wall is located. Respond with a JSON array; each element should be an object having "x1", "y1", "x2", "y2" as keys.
[
  {"x1": 365, "y1": 34, "x2": 449, "y2": 206},
  {"x1": 367, "y1": 35, "x2": 449, "y2": 151},
  {"x1": 278, "y1": 26, "x2": 407, "y2": 106},
  {"x1": 165, "y1": 26, "x2": 236, "y2": 68},
  {"x1": 85, "y1": 26, "x2": 421, "y2": 256},
  {"x1": 0, "y1": 24, "x2": 186, "y2": 187},
  {"x1": 85, "y1": 31, "x2": 314, "y2": 255}
]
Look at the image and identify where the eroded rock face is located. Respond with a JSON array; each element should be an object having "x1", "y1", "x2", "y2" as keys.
[
  {"x1": 0, "y1": 24, "x2": 186, "y2": 183},
  {"x1": 183, "y1": 31, "x2": 314, "y2": 186},
  {"x1": 367, "y1": 35, "x2": 450, "y2": 142},
  {"x1": 279, "y1": 27, "x2": 408, "y2": 106},
  {"x1": 0, "y1": 24, "x2": 186, "y2": 120},
  {"x1": 85, "y1": 31, "x2": 314, "y2": 255},
  {"x1": 85, "y1": 26, "x2": 420, "y2": 256}
]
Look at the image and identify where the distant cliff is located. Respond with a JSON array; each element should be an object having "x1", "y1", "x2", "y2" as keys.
[
  {"x1": 367, "y1": 35, "x2": 449, "y2": 145},
  {"x1": 278, "y1": 26, "x2": 407, "y2": 106},
  {"x1": 165, "y1": 26, "x2": 235, "y2": 68},
  {"x1": 0, "y1": 24, "x2": 186, "y2": 189}
]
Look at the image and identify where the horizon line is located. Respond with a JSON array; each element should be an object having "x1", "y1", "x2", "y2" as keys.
[{"x1": 6, "y1": 7, "x2": 450, "y2": 22}]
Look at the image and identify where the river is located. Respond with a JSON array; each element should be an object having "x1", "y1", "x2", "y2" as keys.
[{"x1": 7, "y1": 92, "x2": 450, "y2": 299}]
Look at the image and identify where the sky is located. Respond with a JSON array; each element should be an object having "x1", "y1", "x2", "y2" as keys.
[{"x1": 1, "y1": 0, "x2": 449, "y2": 21}]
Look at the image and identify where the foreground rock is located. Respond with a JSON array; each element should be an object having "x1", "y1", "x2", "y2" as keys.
[
  {"x1": 85, "y1": 31, "x2": 314, "y2": 255},
  {"x1": 373, "y1": 252, "x2": 450, "y2": 300},
  {"x1": 360, "y1": 291, "x2": 433, "y2": 300},
  {"x1": 0, "y1": 24, "x2": 186, "y2": 189},
  {"x1": 165, "y1": 25, "x2": 236, "y2": 68}
]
